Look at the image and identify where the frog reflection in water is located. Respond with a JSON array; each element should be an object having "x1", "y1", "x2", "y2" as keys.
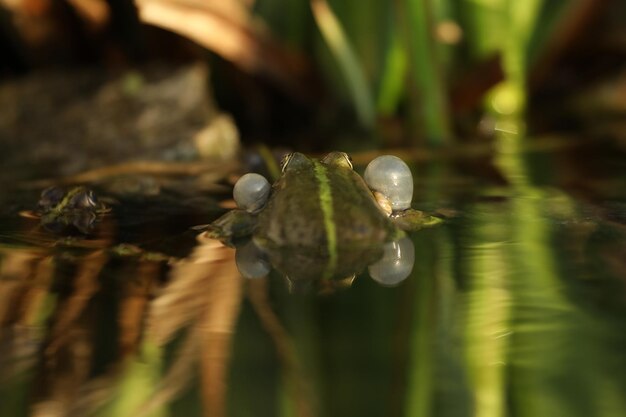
[
  {"x1": 207, "y1": 152, "x2": 440, "y2": 288},
  {"x1": 37, "y1": 186, "x2": 109, "y2": 234}
]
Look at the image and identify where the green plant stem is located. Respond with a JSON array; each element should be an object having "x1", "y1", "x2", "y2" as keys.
[
  {"x1": 311, "y1": 0, "x2": 376, "y2": 128},
  {"x1": 400, "y1": 0, "x2": 451, "y2": 145}
]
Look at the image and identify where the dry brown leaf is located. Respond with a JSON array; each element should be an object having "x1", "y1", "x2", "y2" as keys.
[
  {"x1": 149, "y1": 238, "x2": 242, "y2": 345},
  {"x1": 46, "y1": 250, "x2": 108, "y2": 357},
  {"x1": 0, "y1": 249, "x2": 42, "y2": 328},
  {"x1": 140, "y1": 238, "x2": 243, "y2": 417},
  {"x1": 18, "y1": 255, "x2": 55, "y2": 326},
  {"x1": 118, "y1": 261, "x2": 159, "y2": 357},
  {"x1": 136, "y1": 0, "x2": 314, "y2": 98},
  {"x1": 65, "y1": 0, "x2": 109, "y2": 29},
  {"x1": 199, "y1": 245, "x2": 242, "y2": 417}
]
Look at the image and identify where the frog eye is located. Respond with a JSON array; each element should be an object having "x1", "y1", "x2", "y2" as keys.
[
  {"x1": 364, "y1": 155, "x2": 413, "y2": 211},
  {"x1": 69, "y1": 189, "x2": 97, "y2": 209},
  {"x1": 340, "y1": 152, "x2": 353, "y2": 169},
  {"x1": 233, "y1": 173, "x2": 270, "y2": 213},
  {"x1": 280, "y1": 152, "x2": 310, "y2": 172},
  {"x1": 38, "y1": 186, "x2": 65, "y2": 210},
  {"x1": 322, "y1": 151, "x2": 353, "y2": 169},
  {"x1": 279, "y1": 153, "x2": 295, "y2": 173}
]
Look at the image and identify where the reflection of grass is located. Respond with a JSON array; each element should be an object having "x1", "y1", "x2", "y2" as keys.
[
  {"x1": 102, "y1": 343, "x2": 165, "y2": 417},
  {"x1": 481, "y1": 83, "x2": 626, "y2": 415},
  {"x1": 462, "y1": 207, "x2": 512, "y2": 417},
  {"x1": 0, "y1": 374, "x2": 30, "y2": 417},
  {"x1": 502, "y1": 182, "x2": 625, "y2": 417},
  {"x1": 248, "y1": 278, "x2": 316, "y2": 417},
  {"x1": 403, "y1": 228, "x2": 439, "y2": 417},
  {"x1": 456, "y1": 175, "x2": 626, "y2": 417}
]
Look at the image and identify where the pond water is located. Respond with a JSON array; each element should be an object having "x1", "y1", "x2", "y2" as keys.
[{"x1": 0, "y1": 138, "x2": 625, "y2": 417}]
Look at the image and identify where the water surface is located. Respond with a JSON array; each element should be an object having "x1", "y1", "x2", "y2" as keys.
[{"x1": 0, "y1": 139, "x2": 625, "y2": 417}]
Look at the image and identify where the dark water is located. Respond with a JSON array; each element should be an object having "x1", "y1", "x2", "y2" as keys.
[{"x1": 1, "y1": 139, "x2": 625, "y2": 417}]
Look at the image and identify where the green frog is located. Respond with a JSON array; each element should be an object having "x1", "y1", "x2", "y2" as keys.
[{"x1": 206, "y1": 151, "x2": 440, "y2": 282}]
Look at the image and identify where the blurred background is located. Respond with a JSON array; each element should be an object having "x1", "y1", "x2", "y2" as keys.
[
  {"x1": 1, "y1": 0, "x2": 624, "y2": 150},
  {"x1": 0, "y1": 1, "x2": 625, "y2": 417}
]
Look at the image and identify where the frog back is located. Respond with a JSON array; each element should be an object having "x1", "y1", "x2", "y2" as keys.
[
  {"x1": 325, "y1": 166, "x2": 396, "y2": 246},
  {"x1": 256, "y1": 159, "x2": 396, "y2": 250},
  {"x1": 256, "y1": 161, "x2": 326, "y2": 250}
]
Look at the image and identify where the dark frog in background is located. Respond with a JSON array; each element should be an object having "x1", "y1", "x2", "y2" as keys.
[
  {"x1": 35, "y1": 186, "x2": 110, "y2": 234},
  {"x1": 206, "y1": 151, "x2": 441, "y2": 288}
]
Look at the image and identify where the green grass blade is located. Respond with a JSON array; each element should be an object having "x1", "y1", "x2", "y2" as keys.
[
  {"x1": 376, "y1": 26, "x2": 407, "y2": 116},
  {"x1": 401, "y1": 0, "x2": 451, "y2": 145},
  {"x1": 311, "y1": 0, "x2": 376, "y2": 128}
]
